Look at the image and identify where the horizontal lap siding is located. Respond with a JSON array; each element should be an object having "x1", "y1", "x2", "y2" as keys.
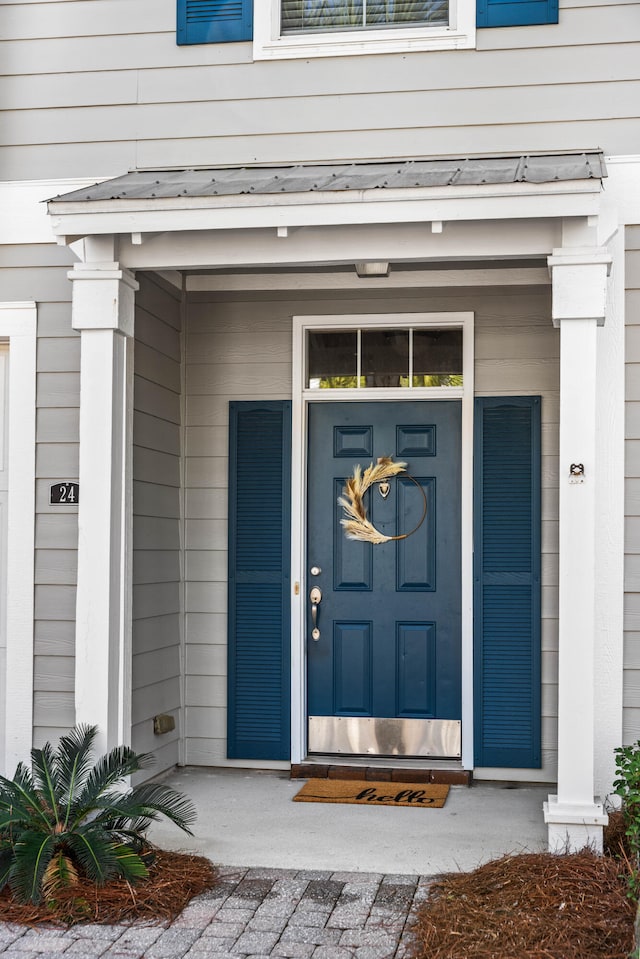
[
  {"x1": 0, "y1": 1, "x2": 637, "y2": 177},
  {"x1": 184, "y1": 283, "x2": 558, "y2": 781},
  {"x1": 0, "y1": 244, "x2": 79, "y2": 750},
  {"x1": 624, "y1": 225, "x2": 640, "y2": 744},
  {"x1": 132, "y1": 273, "x2": 183, "y2": 778},
  {"x1": 184, "y1": 297, "x2": 291, "y2": 767}
]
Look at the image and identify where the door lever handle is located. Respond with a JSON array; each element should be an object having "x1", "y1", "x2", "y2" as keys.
[{"x1": 310, "y1": 586, "x2": 322, "y2": 640}]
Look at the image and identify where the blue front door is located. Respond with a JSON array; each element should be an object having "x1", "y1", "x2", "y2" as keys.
[{"x1": 307, "y1": 401, "x2": 462, "y2": 757}]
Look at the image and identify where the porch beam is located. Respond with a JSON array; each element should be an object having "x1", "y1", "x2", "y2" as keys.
[
  {"x1": 69, "y1": 257, "x2": 138, "y2": 758},
  {"x1": 544, "y1": 246, "x2": 612, "y2": 853},
  {"x1": 115, "y1": 219, "x2": 560, "y2": 272},
  {"x1": 185, "y1": 266, "x2": 550, "y2": 292}
]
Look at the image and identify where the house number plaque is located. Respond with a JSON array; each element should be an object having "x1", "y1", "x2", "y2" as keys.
[{"x1": 50, "y1": 482, "x2": 79, "y2": 505}]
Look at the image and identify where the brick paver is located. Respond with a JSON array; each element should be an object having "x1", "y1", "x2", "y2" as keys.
[{"x1": 0, "y1": 868, "x2": 426, "y2": 959}]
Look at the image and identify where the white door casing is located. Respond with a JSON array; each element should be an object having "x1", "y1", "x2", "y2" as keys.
[{"x1": 290, "y1": 312, "x2": 475, "y2": 767}]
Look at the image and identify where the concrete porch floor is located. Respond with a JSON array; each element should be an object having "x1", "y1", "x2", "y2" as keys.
[{"x1": 147, "y1": 767, "x2": 550, "y2": 876}]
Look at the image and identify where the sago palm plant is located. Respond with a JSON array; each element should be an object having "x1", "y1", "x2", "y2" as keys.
[{"x1": 0, "y1": 724, "x2": 196, "y2": 905}]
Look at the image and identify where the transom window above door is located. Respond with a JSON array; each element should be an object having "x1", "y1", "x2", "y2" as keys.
[
  {"x1": 307, "y1": 327, "x2": 463, "y2": 389},
  {"x1": 281, "y1": 0, "x2": 448, "y2": 34}
]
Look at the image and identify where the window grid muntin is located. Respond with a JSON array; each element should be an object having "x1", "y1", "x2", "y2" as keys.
[{"x1": 306, "y1": 325, "x2": 463, "y2": 390}]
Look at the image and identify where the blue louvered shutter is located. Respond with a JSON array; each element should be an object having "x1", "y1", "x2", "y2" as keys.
[
  {"x1": 474, "y1": 397, "x2": 541, "y2": 768},
  {"x1": 177, "y1": 0, "x2": 253, "y2": 44},
  {"x1": 477, "y1": 0, "x2": 557, "y2": 26},
  {"x1": 227, "y1": 401, "x2": 291, "y2": 760}
]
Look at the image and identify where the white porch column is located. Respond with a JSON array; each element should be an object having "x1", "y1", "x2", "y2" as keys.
[
  {"x1": 544, "y1": 247, "x2": 612, "y2": 852},
  {"x1": 69, "y1": 256, "x2": 138, "y2": 757}
]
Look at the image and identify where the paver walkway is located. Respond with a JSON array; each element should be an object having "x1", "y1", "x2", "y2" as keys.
[{"x1": 0, "y1": 867, "x2": 431, "y2": 959}]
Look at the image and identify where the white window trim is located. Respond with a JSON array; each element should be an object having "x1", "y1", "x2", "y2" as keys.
[
  {"x1": 0, "y1": 302, "x2": 36, "y2": 774},
  {"x1": 290, "y1": 312, "x2": 474, "y2": 770},
  {"x1": 254, "y1": 0, "x2": 475, "y2": 59}
]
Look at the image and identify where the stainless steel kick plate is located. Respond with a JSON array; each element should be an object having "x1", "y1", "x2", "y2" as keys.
[{"x1": 308, "y1": 716, "x2": 461, "y2": 758}]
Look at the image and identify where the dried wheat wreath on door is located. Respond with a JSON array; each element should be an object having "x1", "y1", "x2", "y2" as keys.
[{"x1": 339, "y1": 456, "x2": 427, "y2": 545}]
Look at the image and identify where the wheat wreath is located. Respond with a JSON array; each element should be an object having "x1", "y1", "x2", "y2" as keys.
[{"x1": 338, "y1": 456, "x2": 427, "y2": 545}]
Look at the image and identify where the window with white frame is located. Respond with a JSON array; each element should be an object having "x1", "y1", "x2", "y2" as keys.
[{"x1": 254, "y1": 0, "x2": 475, "y2": 57}]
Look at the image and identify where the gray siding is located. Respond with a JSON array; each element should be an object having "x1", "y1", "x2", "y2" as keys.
[
  {"x1": 132, "y1": 273, "x2": 183, "y2": 777},
  {"x1": 184, "y1": 283, "x2": 559, "y2": 781},
  {"x1": 0, "y1": 0, "x2": 638, "y2": 178},
  {"x1": 624, "y1": 225, "x2": 640, "y2": 743},
  {"x1": 0, "y1": 243, "x2": 79, "y2": 749},
  {"x1": 0, "y1": 251, "x2": 186, "y2": 765}
]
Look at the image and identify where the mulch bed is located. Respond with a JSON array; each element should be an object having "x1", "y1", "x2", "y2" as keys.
[
  {"x1": 0, "y1": 849, "x2": 218, "y2": 927},
  {"x1": 409, "y1": 843, "x2": 635, "y2": 959}
]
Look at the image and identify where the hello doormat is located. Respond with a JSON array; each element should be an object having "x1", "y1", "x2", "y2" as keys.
[{"x1": 293, "y1": 779, "x2": 449, "y2": 808}]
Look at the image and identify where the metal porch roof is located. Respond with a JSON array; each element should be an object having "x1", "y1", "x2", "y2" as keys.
[{"x1": 49, "y1": 153, "x2": 606, "y2": 203}]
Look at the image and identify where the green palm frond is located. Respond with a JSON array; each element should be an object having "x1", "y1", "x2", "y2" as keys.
[
  {"x1": 30, "y1": 742, "x2": 61, "y2": 828},
  {"x1": 101, "y1": 820, "x2": 151, "y2": 841},
  {"x1": 95, "y1": 783, "x2": 196, "y2": 836},
  {"x1": 97, "y1": 826, "x2": 147, "y2": 853},
  {"x1": 0, "y1": 842, "x2": 13, "y2": 891},
  {"x1": 54, "y1": 724, "x2": 98, "y2": 812},
  {"x1": 64, "y1": 828, "x2": 118, "y2": 885},
  {"x1": 68, "y1": 746, "x2": 154, "y2": 827},
  {"x1": 11, "y1": 762, "x2": 36, "y2": 793},
  {"x1": 111, "y1": 843, "x2": 149, "y2": 882},
  {"x1": 129, "y1": 783, "x2": 196, "y2": 834},
  {"x1": 0, "y1": 775, "x2": 51, "y2": 829},
  {"x1": 0, "y1": 809, "x2": 42, "y2": 832},
  {"x1": 10, "y1": 830, "x2": 56, "y2": 904}
]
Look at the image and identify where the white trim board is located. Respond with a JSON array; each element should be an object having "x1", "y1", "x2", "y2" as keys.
[
  {"x1": 290, "y1": 312, "x2": 474, "y2": 768},
  {"x1": 0, "y1": 179, "x2": 105, "y2": 245},
  {"x1": 185, "y1": 267, "x2": 550, "y2": 292},
  {"x1": 0, "y1": 303, "x2": 36, "y2": 774}
]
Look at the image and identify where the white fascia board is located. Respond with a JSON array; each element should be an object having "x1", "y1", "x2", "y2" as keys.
[
  {"x1": 48, "y1": 182, "x2": 602, "y2": 241},
  {"x1": 49, "y1": 177, "x2": 603, "y2": 214}
]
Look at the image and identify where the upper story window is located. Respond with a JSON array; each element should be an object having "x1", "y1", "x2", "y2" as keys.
[
  {"x1": 177, "y1": 0, "x2": 557, "y2": 53},
  {"x1": 255, "y1": 0, "x2": 474, "y2": 57},
  {"x1": 281, "y1": 0, "x2": 448, "y2": 35}
]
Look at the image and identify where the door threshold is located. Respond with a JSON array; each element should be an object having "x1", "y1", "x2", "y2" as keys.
[{"x1": 291, "y1": 756, "x2": 472, "y2": 786}]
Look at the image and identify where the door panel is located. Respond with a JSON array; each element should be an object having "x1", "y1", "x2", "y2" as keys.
[
  {"x1": 397, "y1": 623, "x2": 436, "y2": 716},
  {"x1": 307, "y1": 401, "x2": 461, "y2": 756}
]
